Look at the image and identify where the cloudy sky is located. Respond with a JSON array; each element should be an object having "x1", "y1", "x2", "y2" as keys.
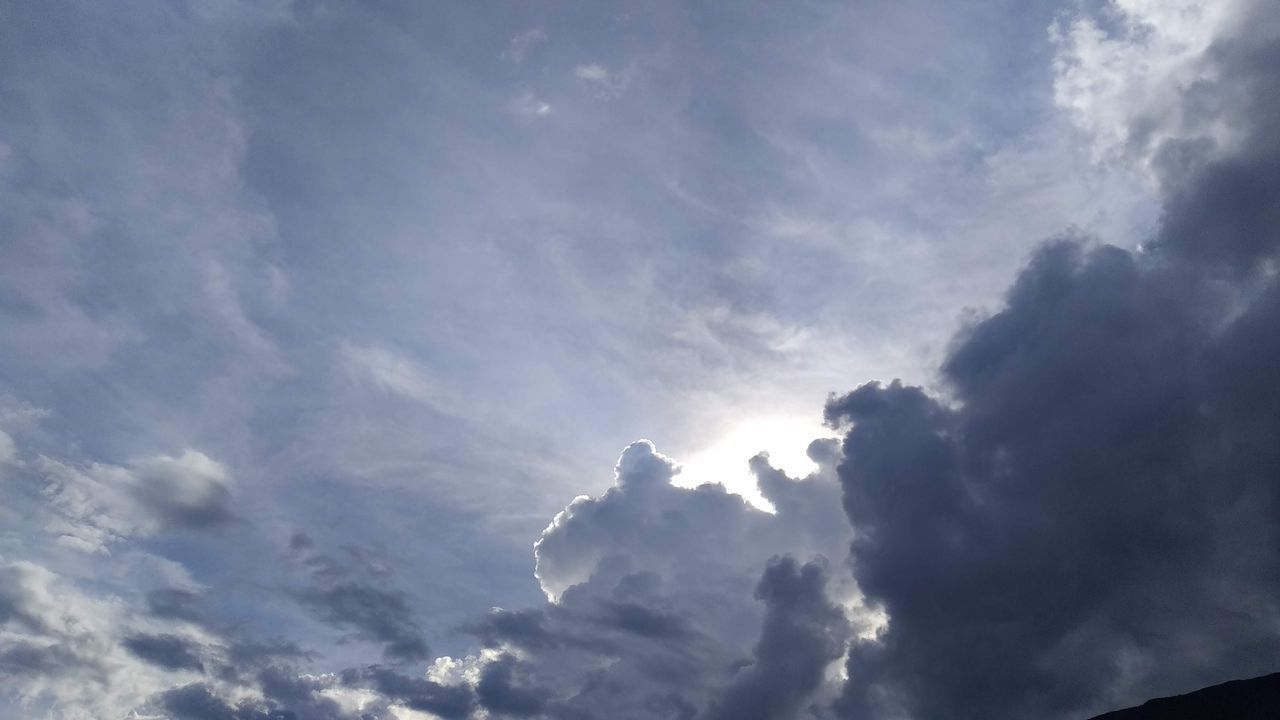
[{"x1": 1, "y1": 1, "x2": 1278, "y2": 718}]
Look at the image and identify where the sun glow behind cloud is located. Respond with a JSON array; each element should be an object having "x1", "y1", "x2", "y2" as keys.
[{"x1": 673, "y1": 415, "x2": 836, "y2": 511}]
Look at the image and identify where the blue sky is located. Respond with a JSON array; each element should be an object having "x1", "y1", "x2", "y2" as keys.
[{"x1": 3, "y1": 1, "x2": 1277, "y2": 719}]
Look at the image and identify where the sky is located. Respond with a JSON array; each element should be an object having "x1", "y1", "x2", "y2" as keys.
[{"x1": 0, "y1": 1, "x2": 1277, "y2": 719}]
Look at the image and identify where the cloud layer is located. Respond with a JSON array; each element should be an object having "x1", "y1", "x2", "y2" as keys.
[{"x1": 2, "y1": 1, "x2": 1279, "y2": 719}]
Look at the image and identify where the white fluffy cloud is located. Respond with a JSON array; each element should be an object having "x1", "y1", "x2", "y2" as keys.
[{"x1": 534, "y1": 440, "x2": 854, "y2": 605}]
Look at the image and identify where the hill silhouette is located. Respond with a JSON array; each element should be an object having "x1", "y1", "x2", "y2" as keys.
[{"x1": 1090, "y1": 673, "x2": 1280, "y2": 719}]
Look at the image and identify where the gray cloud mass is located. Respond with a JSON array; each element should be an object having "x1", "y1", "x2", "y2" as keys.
[
  {"x1": 122, "y1": 633, "x2": 206, "y2": 673},
  {"x1": 289, "y1": 538, "x2": 432, "y2": 663},
  {"x1": 704, "y1": 557, "x2": 850, "y2": 720},
  {"x1": 829, "y1": 5, "x2": 1280, "y2": 717}
]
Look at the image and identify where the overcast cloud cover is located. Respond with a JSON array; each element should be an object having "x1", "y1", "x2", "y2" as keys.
[{"x1": 1, "y1": 0, "x2": 1278, "y2": 718}]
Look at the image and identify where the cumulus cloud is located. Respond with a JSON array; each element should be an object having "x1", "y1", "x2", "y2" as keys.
[
  {"x1": 419, "y1": 440, "x2": 859, "y2": 719},
  {"x1": 38, "y1": 449, "x2": 236, "y2": 553},
  {"x1": 704, "y1": 557, "x2": 850, "y2": 720},
  {"x1": 475, "y1": 654, "x2": 551, "y2": 717},
  {"x1": 830, "y1": 5, "x2": 1280, "y2": 717},
  {"x1": 534, "y1": 440, "x2": 853, "y2": 606}
]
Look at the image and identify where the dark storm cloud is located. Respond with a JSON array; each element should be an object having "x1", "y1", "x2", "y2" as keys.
[
  {"x1": 1152, "y1": 19, "x2": 1280, "y2": 273},
  {"x1": 290, "y1": 538, "x2": 431, "y2": 662},
  {"x1": 155, "y1": 680, "x2": 324, "y2": 720},
  {"x1": 476, "y1": 654, "x2": 552, "y2": 717},
  {"x1": 342, "y1": 665, "x2": 475, "y2": 718},
  {"x1": 826, "y1": 9, "x2": 1280, "y2": 718},
  {"x1": 156, "y1": 684, "x2": 243, "y2": 720},
  {"x1": 704, "y1": 557, "x2": 849, "y2": 720},
  {"x1": 123, "y1": 633, "x2": 206, "y2": 672},
  {"x1": 253, "y1": 667, "x2": 351, "y2": 719},
  {"x1": 595, "y1": 600, "x2": 692, "y2": 640},
  {"x1": 466, "y1": 607, "x2": 565, "y2": 651}
]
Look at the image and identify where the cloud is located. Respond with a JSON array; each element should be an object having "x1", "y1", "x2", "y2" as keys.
[
  {"x1": 534, "y1": 440, "x2": 853, "y2": 606},
  {"x1": 504, "y1": 28, "x2": 548, "y2": 63},
  {"x1": 151, "y1": 677, "x2": 351, "y2": 720},
  {"x1": 0, "y1": 553, "x2": 450, "y2": 719},
  {"x1": 295, "y1": 581, "x2": 430, "y2": 662},
  {"x1": 341, "y1": 665, "x2": 474, "y2": 718},
  {"x1": 595, "y1": 599, "x2": 693, "y2": 640},
  {"x1": 122, "y1": 633, "x2": 206, "y2": 673},
  {"x1": 145, "y1": 589, "x2": 209, "y2": 626},
  {"x1": 4, "y1": 2, "x2": 1279, "y2": 718},
  {"x1": 38, "y1": 449, "x2": 236, "y2": 553},
  {"x1": 704, "y1": 557, "x2": 850, "y2": 720},
  {"x1": 419, "y1": 440, "x2": 860, "y2": 719},
  {"x1": 153, "y1": 683, "x2": 243, "y2": 720},
  {"x1": 573, "y1": 63, "x2": 626, "y2": 97},
  {"x1": 0, "y1": 561, "x2": 205, "y2": 718},
  {"x1": 828, "y1": 5, "x2": 1280, "y2": 717},
  {"x1": 0, "y1": 429, "x2": 15, "y2": 466},
  {"x1": 0, "y1": 428, "x2": 460, "y2": 719},
  {"x1": 509, "y1": 91, "x2": 554, "y2": 118},
  {"x1": 1051, "y1": 0, "x2": 1253, "y2": 170},
  {"x1": 290, "y1": 538, "x2": 431, "y2": 663},
  {"x1": 339, "y1": 341, "x2": 447, "y2": 408},
  {"x1": 127, "y1": 452, "x2": 238, "y2": 530},
  {"x1": 475, "y1": 654, "x2": 551, "y2": 717},
  {"x1": 574, "y1": 64, "x2": 610, "y2": 82},
  {"x1": 0, "y1": 6, "x2": 1168, "y2": 715}
]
